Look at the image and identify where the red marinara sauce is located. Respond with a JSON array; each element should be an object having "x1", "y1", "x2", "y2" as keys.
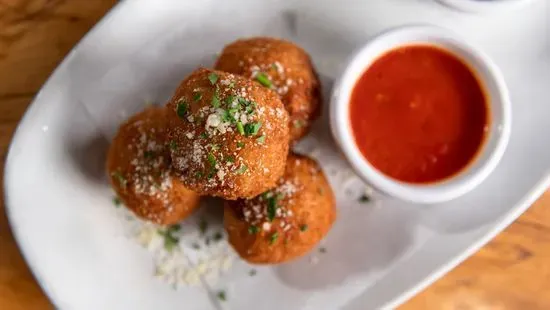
[{"x1": 349, "y1": 45, "x2": 489, "y2": 184}]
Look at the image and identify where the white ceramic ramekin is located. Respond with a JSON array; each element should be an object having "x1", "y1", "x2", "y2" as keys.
[{"x1": 330, "y1": 25, "x2": 511, "y2": 204}]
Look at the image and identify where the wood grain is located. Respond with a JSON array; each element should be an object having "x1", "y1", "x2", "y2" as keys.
[{"x1": 0, "y1": 1, "x2": 548, "y2": 309}]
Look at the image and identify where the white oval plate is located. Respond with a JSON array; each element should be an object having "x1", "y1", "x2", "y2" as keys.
[{"x1": 4, "y1": 0, "x2": 549, "y2": 309}]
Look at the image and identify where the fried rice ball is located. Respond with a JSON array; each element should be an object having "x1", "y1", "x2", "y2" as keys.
[
  {"x1": 214, "y1": 37, "x2": 322, "y2": 143},
  {"x1": 224, "y1": 153, "x2": 336, "y2": 264},
  {"x1": 166, "y1": 68, "x2": 290, "y2": 200},
  {"x1": 106, "y1": 106, "x2": 201, "y2": 225}
]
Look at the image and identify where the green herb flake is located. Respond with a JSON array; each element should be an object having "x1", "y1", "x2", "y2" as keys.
[
  {"x1": 158, "y1": 228, "x2": 179, "y2": 252},
  {"x1": 237, "y1": 141, "x2": 245, "y2": 148},
  {"x1": 249, "y1": 269, "x2": 257, "y2": 276},
  {"x1": 193, "y1": 92, "x2": 202, "y2": 102},
  {"x1": 207, "y1": 169, "x2": 217, "y2": 179},
  {"x1": 143, "y1": 150, "x2": 155, "y2": 159},
  {"x1": 236, "y1": 122, "x2": 245, "y2": 135},
  {"x1": 199, "y1": 219, "x2": 208, "y2": 235},
  {"x1": 227, "y1": 108, "x2": 238, "y2": 121},
  {"x1": 217, "y1": 290, "x2": 226, "y2": 301},
  {"x1": 225, "y1": 156, "x2": 235, "y2": 163},
  {"x1": 319, "y1": 247, "x2": 327, "y2": 254},
  {"x1": 261, "y1": 191, "x2": 272, "y2": 200},
  {"x1": 177, "y1": 101, "x2": 188, "y2": 118},
  {"x1": 269, "y1": 232, "x2": 279, "y2": 245},
  {"x1": 228, "y1": 81, "x2": 235, "y2": 88},
  {"x1": 236, "y1": 164, "x2": 248, "y2": 175},
  {"x1": 267, "y1": 203, "x2": 277, "y2": 222},
  {"x1": 256, "y1": 135, "x2": 266, "y2": 144},
  {"x1": 358, "y1": 194, "x2": 371, "y2": 203},
  {"x1": 293, "y1": 119, "x2": 305, "y2": 128},
  {"x1": 211, "y1": 144, "x2": 220, "y2": 151},
  {"x1": 168, "y1": 140, "x2": 177, "y2": 150},
  {"x1": 244, "y1": 122, "x2": 262, "y2": 137},
  {"x1": 111, "y1": 171, "x2": 127, "y2": 188},
  {"x1": 211, "y1": 89, "x2": 221, "y2": 108},
  {"x1": 248, "y1": 225, "x2": 259, "y2": 234},
  {"x1": 225, "y1": 95, "x2": 236, "y2": 106},
  {"x1": 168, "y1": 224, "x2": 181, "y2": 233},
  {"x1": 255, "y1": 72, "x2": 272, "y2": 88},
  {"x1": 220, "y1": 109, "x2": 232, "y2": 122},
  {"x1": 213, "y1": 231, "x2": 223, "y2": 242},
  {"x1": 195, "y1": 171, "x2": 204, "y2": 179},
  {"x1": 300, "y1": 224, "x2": 308, "y2": 232},
  {"x1": 199, "y1": 132, "x2": 209, "y2": 139},
  {"x1": 208, "y1": 73, "x2": 219, "y2": 85},
  {"x1": 207, "y1": 153, "x2": 217, "y2": 167},
  {"x1": 113, "y1": 196, "x2": 122, "y2": 207}
]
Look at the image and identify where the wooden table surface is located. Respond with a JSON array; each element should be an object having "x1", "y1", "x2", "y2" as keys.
[{"x1": 1, "y1": 1, "x2": 549, "y2": 309}]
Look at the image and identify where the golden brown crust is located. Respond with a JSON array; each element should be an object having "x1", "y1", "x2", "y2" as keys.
[
  {"x1": 106, "y1": 106, "x2": 201, "y2": 225},
  {"x1": 214, "y1": 37, "x2": 322, "y2": 144},
  {"x1": 224, "y1": 153, "x2": 336, "y2": 264},
  {"x1": 166, "y1": 68, "x2": 290, "y2": 200}
]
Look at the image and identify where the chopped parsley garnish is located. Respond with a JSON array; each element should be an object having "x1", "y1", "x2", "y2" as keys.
[
  {"x1": 207, "y1": 153, "x2": 217, "y2": 167},
  {"x1": 236, "y1": 164, "x2": 248, "y2": 175},
  {"x1": 211, "y1": 144, "x2": 220, "y2": 151},
  {"x1": 300, "y1": 224, "x2": 308, "y2": 232},
  {"x1": 249, "y1": 269, "x2": 257, "y2": 276},
  {"x1": 169, "y1": 224, "x2": 181, "y2": 232},
  {"x1": 227, "y1": 108, "x2": 239, "y2": 121},
  {"x1": 220, "y1": 109, "x2": 232, "y2": 122},
  {"x1": 217, "y1": 290, "x2": 226, "y2": 301},
  {"x1": 269, "y1": 232, "x2": 279, "y2": 245},
  {"x1": 158, "y1": 225, "x2": 181, "y2": 252},
  {"x1": 199, "y1": 219, "x2": 208, "y2": 234},
  {"x1": 193, "y1": 92, "x2": 202, "y2": 102},
  {"x1": 207, "y1": 169, "x2": 217, "y2": 179},
  {"x1": 177, "y1": 101, "x2": 188, "y2": 118},
  {"x1": 319, "y1": 247, "x2": 327, "y2": 253},
  {"x1": 225, "y1": 95, "x2": 236, "y2": 106},
  {"x1": 225, "y1": 156, "x2": 235, "y2": 163},
  {"x1": 255, "y1": 72, "x2": 272, "y2": 88},
  {"x1": 213, "y1": 231, "x2": 223, "y2": 242},
  {"x1": 228, "y1": 81, "x2": 235, "y2": 88},
  {"x1": 256, "y1": 135, "x2": 266, "y2": 144},
  {"x1": 293, "y1": 119, "x2": 305, "y2": 128},
  {"x1": 195, "y1": 171, "x2": 204, "y2": 179},
  {"x1": 199, "y1": 132, "x2": 209, "y2": 139},
  {"x1": 358, "y1": 194, "x2": 371, "y2": 203},
  {"x1": 208, "y1": 73, "x2": 219, "y2": 85},
  {"x1": 244, "y1": 122, "x2": 262, "y2": 137},
  {"x1": 236, "y1": 122, "x2": 245, "y2": 135},
  {"x1": 143, "y1": 150, "x2": 155, "y2": 159},
  {"x1": 211, "y1": 89, "x2": 221, "y2": 108},
  {"x1": 113, "y1": 196, "x2": 122, "y2": 207},
  {"x1": 267, "y1": 203, "x2": 277, "y2": 222},
  {"x1": 168, "y1": 140, "x2": 177, "y2": 150},
  {"x1": 111, "y1": 171, "x2": 127, "y2": 188},
  {"x1": 237, "y1": 142, "x2": 245, "y2": 148},
  {"x1": 248, "y1": 225, "x2": 259, "y2": 234}
]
